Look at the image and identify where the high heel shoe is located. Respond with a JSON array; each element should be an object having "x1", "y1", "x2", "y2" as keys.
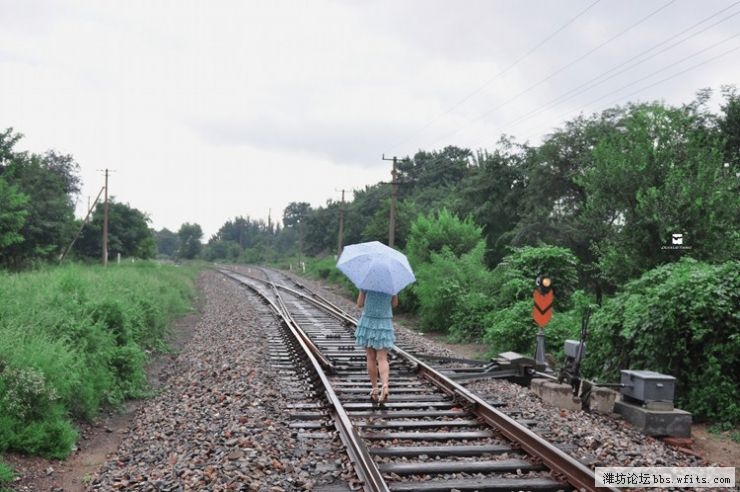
[{"x1": 378, "y1": 382, "x2": 389, "y2": 403}]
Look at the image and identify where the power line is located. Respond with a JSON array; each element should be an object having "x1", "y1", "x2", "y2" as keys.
[
  {"x1": 523, "y1": 40, "x2": 740, "y2": 142},
  {"x1": 386, "y1": 0, "x2": 603, "y2": 153},
  {"x1": 424, "y1": 0, "x2": 678, "y2": 149},
  {"x1": 493, "y1": 3, "x2": 740, "y2": 136}
]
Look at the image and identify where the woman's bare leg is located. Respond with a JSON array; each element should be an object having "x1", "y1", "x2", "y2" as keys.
[
  {"x1": 366, "y1": 348, "x2": 379, "y2": 396},
  {"x1": 377, "y1": 349, "x2": 390, "y2": 401}
]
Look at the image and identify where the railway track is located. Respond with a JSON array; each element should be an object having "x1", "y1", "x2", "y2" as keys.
[{"x1": 220, "y1": 266, "x2": 617, "y2": 492}]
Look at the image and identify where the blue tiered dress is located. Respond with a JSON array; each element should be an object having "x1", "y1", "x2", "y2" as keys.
[{"x1": 355, "y1": 290, "x2": 395, "y2": 350}]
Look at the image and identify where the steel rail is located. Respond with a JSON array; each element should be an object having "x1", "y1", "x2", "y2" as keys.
[
  {"x1": 220, "y1": 269, "x2": 388, "y2": 491},
  {"x1": 398, "y1": 348, "x2": 615, "y2": 492},
  {"x1": 223, "y1": 267, "x2": 618, "y2": 492},
  {"x1": 220, "y1": 269, "x2": 336, "y2": 373},
  {"x1": 266, "y1": 270, "x2": 618, "y2": 492}
]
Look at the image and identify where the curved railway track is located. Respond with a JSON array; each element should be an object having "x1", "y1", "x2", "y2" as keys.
[{"x1": 220, "y1": 266, "x2": 618, "y2": 492}]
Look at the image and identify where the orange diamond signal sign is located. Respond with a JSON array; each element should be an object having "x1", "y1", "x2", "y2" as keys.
[{"x1": 533, "y1": 276, "x2": 553, "y2": 327}]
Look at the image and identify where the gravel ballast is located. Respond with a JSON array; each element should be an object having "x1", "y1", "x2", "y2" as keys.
[{"x1": 85, "y1": 269, "x2": 716, "y2": 491}]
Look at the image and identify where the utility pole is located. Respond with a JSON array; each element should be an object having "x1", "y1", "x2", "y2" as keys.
[
  {"x1": 102, "y1": 168, "x2": 109, "y2": 266},
  {"x1": 382, "y1": 155, "x2": 399, "y2": 248},
  {"x1": 337, "y1": 189, "x2": 345, "y2": 256},
  {"x1": 96, "y1": 168, "x2": 115, "y2": 267},
  {"x1": 298, "y1": 219, "x2": 304, "y2": 272}
]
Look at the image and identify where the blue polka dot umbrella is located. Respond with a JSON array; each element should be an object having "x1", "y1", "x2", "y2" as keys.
[{"x1": 336, "y1": 241, "x2": 416, "y2": 295}]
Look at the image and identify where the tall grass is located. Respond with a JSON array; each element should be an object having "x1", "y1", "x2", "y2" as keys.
[{"x1": 0, "y1": 262, "x2": 198, "y2": 459}]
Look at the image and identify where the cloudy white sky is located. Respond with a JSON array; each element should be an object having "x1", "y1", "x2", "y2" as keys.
[{"x1": 2, "y1": 0, "x2": 739, "y2": 239}]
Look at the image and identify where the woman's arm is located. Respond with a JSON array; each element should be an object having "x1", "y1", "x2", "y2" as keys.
[
  {"x1": 391, "y1": 295, "x2": 398, "y2": 308},
  {"x1": 357, "y1": 290, "x2": 366, "y2": 308}
]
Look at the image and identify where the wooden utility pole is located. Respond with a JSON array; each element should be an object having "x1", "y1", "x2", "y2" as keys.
[
  {"x1": 337, "y1": 189, "x2": 345, "y2": 256},
  {"x1": 102, "y1": 168, "x2": 109, "y2": 266},
  {"x1": 382, "y1": 155, "x2": 399, "y2": 247}
]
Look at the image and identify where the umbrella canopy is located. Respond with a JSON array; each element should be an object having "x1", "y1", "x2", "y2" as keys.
[{"x1": 336, "y1": 241, "x2": 416, "y2": 295}]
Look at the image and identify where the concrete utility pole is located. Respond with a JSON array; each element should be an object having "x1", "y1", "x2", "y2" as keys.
[
  {"x1": 102, "y1": 168, "x2": 110, "y2": 267},
  {"x1": 382, "y1": 155, "x2": 399, "y2": 248},
  {"x1": 337, "y1": 189, "x2": 345, "y2": 256},
  {"x1": 297, "y1": 219, "x2": 304, "y2": 271}
]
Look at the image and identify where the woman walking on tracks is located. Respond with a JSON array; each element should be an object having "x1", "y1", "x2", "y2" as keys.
[{"x1": 355, "y1": 290, "x2": 398, "y2": 403}]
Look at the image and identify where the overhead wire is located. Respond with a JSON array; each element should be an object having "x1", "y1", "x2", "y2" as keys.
[
  {"x1": 523, "y1": 36, "x2": 740, "y2": 142},
  {"x1": 385, "y1": 0, "x2": 603, "y2": 153},
  {"x1": 490, "y1": 2, "x2": 740, "y2": 136},
  {"x1": 422, "y1": 0, "x2": 678, "y2": 150}
]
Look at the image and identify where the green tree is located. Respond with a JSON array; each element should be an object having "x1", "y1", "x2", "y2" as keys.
[
  {"x1": 718, "y1": 85, "x2": 740, "y2": 170},
  {"x1": 581, "y1": 258, "x2": 739, "y2": 424},
  {"x1": 339, "y1": 185, "x2": 386, "y2": 247},
  {"x1": 0, "y1": 177, "x2": 28, "y2": 249},
  {"x1": 74, "y1": 200, "x2": 155, "y2": 260},
  {"x1": 406, "y1": 208, "x2": 482, "y2": 266},
  {"x1": 397, "y1": 146, "x2": 471, "y2": 192},
  {"x1": 457, "y1": 140, "x2": 529, "y2": 267},
  {"x1": 155, "y1": 228, "x2": 180, "y2": 258},
  {"x1": 0, "y1": 137, "x2": 80, "y2": 268},
  {"x1": 0, "y1": 128, "x2": 25, "y2": 164},
  {"x1": 303, "y1": 202, "x2": 340, "y2": 256},
  {"x1": 580, "y1": 100, "x2": 738, "y2": 286},
  {"x1": 483, "y1": 245, "x2": 580, "y2": 355},
  {"x1": 406, "y1": 209, "x2": 489, "y2": 332},
  {"x1": 177, "y1": 223, "x2": 203, "y2": 260},
  {"x1": 202, "y1": 239, "x2": 242, "y2": 262},
  {"x1": 282, "y1": 202, "x2": 311, "y2": 228},
  {"x1": 361, "y1": 198, "x2": 418, "y2": 249},
  {"x1": 213, "y1": 216, "x2": 267, "y2": 250},
  {"x1": 490, "y1": 245, "x2": 580, "y2": 311}
]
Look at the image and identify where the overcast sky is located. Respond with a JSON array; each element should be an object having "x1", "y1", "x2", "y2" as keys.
[{"x1": 2, "y1": 0, "x2": 739, "y2": 239}]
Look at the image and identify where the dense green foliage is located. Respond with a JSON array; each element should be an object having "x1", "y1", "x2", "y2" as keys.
[
  {"x1": 406, "y1": 209, "x2": 489, "y2": 334},
  {"x1": 581, "y1": 258, "x2": 739, "y2": 424},
  {"x1": 482, "y1": 245, "x2": 582, "y2": 354},
  {"x1": 0, "y1": 130, "x2": 79, "y2": 268},
  {"x1": 0, "y1": 263, "x2": 197, "y2": 458},
  {"x1": 177, "y1": 223, "x2": 204, "y2": 260},
  {"x1": 0, "y1": 459, "x2": 13, "y2": 487},
  {"x1": 3, "y1": 85, "x2": 738, "y2": 450},
  {"x1": 582, "y1": 100, "x2": 737, "y2": 285},
  {"x1": 74, "y1": 201, "x2": 156, "y2": 260},
  {"x1": 280, "y1": 89, "x2": 738, "y2": 424},
  {"x1": 0, "y1": 128, "x2": 157, "y2": 267}
]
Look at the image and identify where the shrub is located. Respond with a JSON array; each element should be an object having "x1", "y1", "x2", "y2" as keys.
[
  {"x1": 581, "y1": 258, "x2": 739, "y2": 424},
  {"x1": 491, "y1": 245, "x2": 580, "y2": 311},
  {"x1": 481, "y1": 245, "x2": 582, "y2": 357},
  {"x1": 483, "y1": 300, "x2": 533, "y2": 354},
  {"x1": 407, "y1": 210, "x2": 494, "y2": 336},
  {"x1": 0, "y1": 459, "x2": 14, "y2": 484},
  {"x1": 0, "y1": 262, "x2": 198, "y2": 458},
  {"x1": 448, "y1": 291, "x2": 497, "y2": 342},
  {"x1": 414, "y1": 241, "x2": 494, "y2": 335}
]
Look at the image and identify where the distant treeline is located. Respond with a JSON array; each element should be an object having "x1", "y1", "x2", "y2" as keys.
[
  {"x1": 0, "y1": 128, "x2": 154, "y2": 269},
  {"x1": 3, "y1": 87, "x2": 737, "y2": 282},
  {"x1": 202, "y1": 86, "x2": 739, "y2": 295}
]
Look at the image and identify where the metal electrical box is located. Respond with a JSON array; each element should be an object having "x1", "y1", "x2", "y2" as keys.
[
  {"x1": 620, "y1": 370, "x2": 675, "y2": 403},
  {"x1": 564, "y1": 340, "x2": 585, "y2": 359}
]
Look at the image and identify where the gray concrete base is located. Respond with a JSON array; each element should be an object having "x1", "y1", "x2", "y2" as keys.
[
  {"x1": 614, "y1": 400, "x2": 692, "y2": 437},
  {"x1": 530, "y1": 378, "x2": 582, "y2": 411},
  {"x1": 588, "y1": 385, "x2": 618, "y2": 414}
]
